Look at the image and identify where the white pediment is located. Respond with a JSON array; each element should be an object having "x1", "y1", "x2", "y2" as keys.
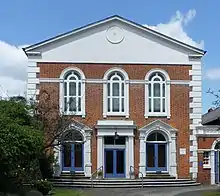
[
  {"x1": 139, "y1": 120, "x2": 177, "y2": 133},
  {"x1": 24, "y1": 16, "x2": 205, "y2": 64}
]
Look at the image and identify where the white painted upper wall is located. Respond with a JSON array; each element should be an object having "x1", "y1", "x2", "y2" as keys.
[{"x1": 31, "y1": 20, "x2": 196, "y2": 64}]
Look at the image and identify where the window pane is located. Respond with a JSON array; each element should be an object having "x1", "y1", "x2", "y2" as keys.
[
  {"x1": 147, "y1": 133, "x2": 156, "y2": 141},
  {"x1": 115, "y1": 136, "x2": 126, "y2": 145},
  {"x1": 149, "y1": 98, "x2": 152, "y2": 112},
  {"x1": 69, "y1": 76, "x2": 76, "y2": 80},
  {"x1": 154, "y1": 98, "x2": 160, "y2": 112},
  {"x1": 113, "y1": 77, "x2": 119, "y2": 80},
  {"x1": 112, "y1": 98, "x2": 119, "y2": 112},
  {"x1": 162, "y1": 98, "x2": 165, "y2": 112},
  {"x1": 108, "y1": 98, "x2": 111, "y2": 112},
  {"x1": 64, "y1": 82, "x2": 67, "y2": 96},
  {"x1": 69, "y1": 82, "x2": 76, "y2": 96},
  {"x1": 113, "y1": 83, "x2": 119, "y2": 96},
  {"x1": 154, "y1": 83, "x2": 160, "y2": 97},
  {"x1": 162, "y1": 84, "x2": 165, "y2": 97},
  {"x1": 157, "y1": 133, "x2": 166, "y2": 141},
  {"x1": 104, "y1": 136, "x2": 114, "y2": 145},
  {"x1": 69, "y1": 97, "x2": 76, "y2": 111},
  {"x1": 122, "y1": 83, "x2": 124, "y2": 96},
  {"x1": 78, "y1": 97, "x2": 81, "y2": 112},
  {"x1": 78, "y1": 82, "x2": 81, "y2": 96},
  {"x1": 108, "y1": 83, "x2": 110, "y2": 96},
  {"x1": 148, "y1": 84, "x2": 151, "y2": 97},
  {"x1": 121, "y1": 98, "x2": 124, "y2": 112},
  {"x1": 64, "y1": 98, "x2": 67, "y2": 111}
]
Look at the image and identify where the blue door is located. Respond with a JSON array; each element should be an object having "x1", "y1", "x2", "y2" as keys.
[
  {"x1": 105, "y1": 149, "x2": 125, "y2": 178},
  {"x1": 146, "y1": 143, "x2": 167, "y2": 172},
  {"x1": 215, "y1": 151, "x2": 220, "y2": 183},
  {"x1": 62, "y1": 143, "x2": 84, "y2": 171}
]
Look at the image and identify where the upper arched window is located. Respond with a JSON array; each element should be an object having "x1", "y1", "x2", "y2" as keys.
[
  {"x1": 60, "y1": 67, "x2": 85, "y2": 117},
  {"x1": 145, "y1": 70, "x2": 170, "y2": 118},
  {"x1": 103, "y1": 68, "x2": 129, "y2": 117}
]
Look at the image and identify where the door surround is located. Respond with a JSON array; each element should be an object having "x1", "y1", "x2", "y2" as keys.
[
  {"x1": 139, "y1": 120, "x2": 177, "y2": 178},
  {"x1": 96, "y1": 120, "x2": 136, "y2": 178}
]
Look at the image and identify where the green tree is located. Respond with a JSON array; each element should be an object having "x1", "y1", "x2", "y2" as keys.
[{"x1": 0, "y1": 100, "x2": 43, "y2": 194}]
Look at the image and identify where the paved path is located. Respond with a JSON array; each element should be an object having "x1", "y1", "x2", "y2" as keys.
[{"x1": 82, "y1": 185, "x2": 220, "y2": 196}]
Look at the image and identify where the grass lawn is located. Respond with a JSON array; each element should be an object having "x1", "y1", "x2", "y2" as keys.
[
  {"x1": 53, "y1": 188, "x2": 86, "y2": 196},
  {"x1": 203, "y1": 191, "x2": 220, "y2": 196}
]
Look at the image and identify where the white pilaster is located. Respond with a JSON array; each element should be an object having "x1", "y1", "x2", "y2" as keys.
[
  {"x1": 128, "y1": 136, "x2": 134, "y2": 176},
  {"x1": 84, "y1": 134, "x2": 92, "y2": 177},
  {"x1": 170, "y1": 132, "x2": 177, "y2": 178},
  {"x1": 211, "y1": 150, "x2": 215, "y2": 185},
  {"x1": 139, "y1": 135, "x2": 146, "y2": 177},
  {"x1": 97, "y1": 136, "x2": 103, "y2": 169}
]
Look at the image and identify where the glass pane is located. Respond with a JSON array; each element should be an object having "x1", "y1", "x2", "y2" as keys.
[
  {"x1": 69, "y1": 76, "x2": 76, "y2": 80},
  {"x1": 149, "y1": 98, "x2": 151, "y2": 112},
  {"x1": 147, "y1": 144, "x2": 155, "y2": 167},
  {"x1": 162, "y1": 99, "x2": 165, "y2": 112},
  {"x1": 113, "y1": 77, "x2": 119, "y2": 81},
  {"x1": 158, "y1": 144, "x2": 166, "y2": 167},
  {"x1": 148, "y1": 84, "x2": 151, "y2": 97},
  {"x1": 74, "y1": 72, "x2": 81, "y2": 80},
  {"x1": 64, "y1": 98, "x2": 67, "y2": 112},
  {"x1": 78, "y1": 97, "x2": 81, "y2": 112},
  {"x1": 74, "y1": 144, "x2": 83, "y2": 168},
  {"x1": 104, "y1": 136, "x2": 114, "y2": 145},
  {"x1": 113, "y1": 83, "x2": 119, "y2": 96},
  {"x1": 116, "y1": 150, "x2": 125, "y2": 174},
  {"x1": 63, "y1": 144, "x2": 71, "y2": 168},
  {"x1": 157, "y1": 133, "x2": 166, "y2": 141},
  {"x1": 121, "y1": 98, "x2": 124, "y2": 112},
  {"x1": 154, "y1": 78, "x2": 160, "y2": 81},
  {"x1": 69, "y1": 97, "x2": 76, "y2": 111},
  {"x1": 154, "y1": 83, "x2": 160, "y2": 97},
  {"x1": 108, "y1": 98, "x2": 110, "y2": 112},
  {"x1": 78, "y1": 82, "x2": 81, "y2": 96},
  {"x1": 108, "y1": 83, "x2": 110, "y2": 96},
  {"x1": 64, "y1": 82, "x2": 67, "y2": 96},
  {"x1": 115, "y1": 136, "x2": 126, "y2": 145},
  {"x1": 69, "y1": 82, "x2": 76, "y2": 96},
  {"x1": 162, "y1": 84, "x2": 165, "y2": 97},
  {"x1": 122, "y1": 83, "x2": 124, "y2": 96},
  {"x1": 112, "y1": 98, "x2": 119, "y2": 112},
  {"x1": 147, "y1": 133, "x2": 156, "y2": 141},
  {"x1": 106, "y1": 151, "x2": 114, "y2": 174},
  {"x1": 154, "y1": 98, "x2": 160, "y2": 112}
]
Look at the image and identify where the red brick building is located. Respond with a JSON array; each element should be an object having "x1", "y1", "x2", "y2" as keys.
[{"x1": 23, "y1": 16, "x2": 206, "y2": 182}]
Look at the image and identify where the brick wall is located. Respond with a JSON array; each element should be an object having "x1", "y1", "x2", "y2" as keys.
[{"x1": 38, "y1": 63, "x2": 191, "y2": 178}]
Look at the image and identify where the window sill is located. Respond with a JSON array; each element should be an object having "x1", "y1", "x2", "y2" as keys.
[
  {"x1": 62, "y1": 112, "x2": 85, "y2": 117},
  {"x1": 145, "y1": 113, "x2": 170, "y2": 118},
  {"x1": 104, "y1": 112, "x2": 129, "y2": 118},
  {"x1": 203, "y1": 164, "x2": 211, "y2": 169}
]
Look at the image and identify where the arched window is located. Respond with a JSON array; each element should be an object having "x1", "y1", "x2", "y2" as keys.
[
  {"x1": 103, "y1": 68, "x2": 129, "y2": 117},
  {"x1": 145, "y1": 70, "x2": 170, "y2": 118},
  {"x1": 60, "y1": 67, "x2": 85, "y2": 116}
]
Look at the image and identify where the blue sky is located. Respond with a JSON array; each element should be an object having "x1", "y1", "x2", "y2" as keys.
[{"x1": 0, "y1": 0, "x2": 219, "y2": 113}]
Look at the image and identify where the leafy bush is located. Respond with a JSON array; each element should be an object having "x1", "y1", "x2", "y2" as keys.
[{"x1": 33, "y1": 179, "x2": 52, "y2": 195}]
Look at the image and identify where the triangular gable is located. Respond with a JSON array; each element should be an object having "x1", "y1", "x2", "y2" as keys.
[
  {"x1": 139, "y1": 120, "x2": 177, "y2": 132},
  {"x1": 23, "y1": 15, "x2": 205, "y2": 55}
]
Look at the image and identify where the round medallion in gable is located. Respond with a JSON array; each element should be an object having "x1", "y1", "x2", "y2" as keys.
[{"x1": 106, "y1": 26, "x2": 124, "y2": 44}]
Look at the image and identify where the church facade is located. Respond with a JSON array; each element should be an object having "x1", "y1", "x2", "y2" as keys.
[{"x1": 23, "y1": 15, "x2": 206, "y2": 182}]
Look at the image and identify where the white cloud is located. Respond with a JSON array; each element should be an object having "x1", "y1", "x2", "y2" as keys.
[
  {"x1": 0, "y1": 41, "x2": 28, "y2": 98},
  {"x1": 205, "y1": 69, "x2": 220, "y2": 80},
  {"x1": 143, "y1": 9, "x2": 204, "y2": 49}
]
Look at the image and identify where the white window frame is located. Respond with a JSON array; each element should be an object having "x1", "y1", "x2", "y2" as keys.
[
  {"x1": 60, "y1": 67, "x2": 86, "y2": 117},
  {"x1": 203, "y1": 151, "x2": 211, "y2": 168},
  {"x1": 103, "y1": 68, "x2": 129, "y2": 118},
  {"x1": 145, "y1": 69, "x2": 170, "y2": 118}
]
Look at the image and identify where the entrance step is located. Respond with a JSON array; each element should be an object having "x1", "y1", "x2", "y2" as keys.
[
  {"x1": 145, "y1": 173, "x2": 175, "y2": 179},
  {"x1": 50, "y1": 178, "x2": 201, "y2": 188},
  {"x1": 57, "y1": 172, "x2": 89, "y2": 179}
]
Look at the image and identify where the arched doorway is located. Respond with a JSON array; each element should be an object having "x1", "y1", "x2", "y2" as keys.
[
  {"x1": 146, "y1": 132, "x2": 167, "y2": 172},
  {"x1": 214, "y1": 142, "x2": 220, "y2": 184},
  {"x1": 62, "y1": 130, "x2": 84, "y2": 171}
]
